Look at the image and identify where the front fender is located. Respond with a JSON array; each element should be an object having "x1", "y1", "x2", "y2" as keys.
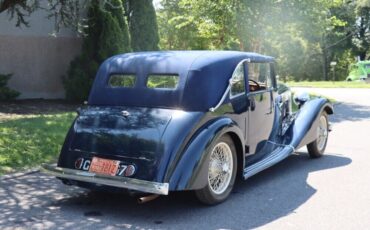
[
  {"x1": 285, "y1": 98, "x2": 333, "y2": 149},
  {"x1": 166, "y1": 117, "x2": 244, "y2": 191}
]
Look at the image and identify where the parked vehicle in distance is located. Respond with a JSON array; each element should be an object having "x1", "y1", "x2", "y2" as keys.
[
  {"x1": 42, "y1": 51, "x2": 333, "y2": 205},
  {"x1": 346, "y1": 60, "x2": 370, "y2": 81}
]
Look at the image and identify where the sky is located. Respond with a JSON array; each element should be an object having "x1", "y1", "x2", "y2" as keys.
[{"x1": 153, "y1": 0, "x2": 162, "y2": 10}]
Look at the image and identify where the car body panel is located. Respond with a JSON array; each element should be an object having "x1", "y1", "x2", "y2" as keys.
[
  {"x1": 247, "y1": 90, "x2": 276, "y2": 154},
  {"x1": 58, "y1": 106, "x2": 206, "y2": 182}
]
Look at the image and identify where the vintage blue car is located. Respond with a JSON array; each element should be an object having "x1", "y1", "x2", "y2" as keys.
[{"x1": 43, "y1": 51, "x2": 333, "y2": 205}]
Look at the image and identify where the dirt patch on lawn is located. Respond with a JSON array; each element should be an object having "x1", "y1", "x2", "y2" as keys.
[{"x1": 0, "y1": 99, "x2": 80, "y2": 121}]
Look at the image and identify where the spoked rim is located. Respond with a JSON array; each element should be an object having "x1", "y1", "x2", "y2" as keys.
[
  {"x1": 316, "y1": 115, "x2": 328, "y2": 151},
  {"x1": 208, "y1": 142, "x2": 233, "y2": 195}
]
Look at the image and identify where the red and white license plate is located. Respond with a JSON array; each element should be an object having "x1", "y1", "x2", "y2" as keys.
[{"x1": 89, "y1": 157, "x2": 120, "y2": 176}]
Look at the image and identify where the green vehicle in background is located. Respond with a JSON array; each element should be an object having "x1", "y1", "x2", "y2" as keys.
[{"x1": 346, "y1": 61, "x2": 370, "y2": 81}]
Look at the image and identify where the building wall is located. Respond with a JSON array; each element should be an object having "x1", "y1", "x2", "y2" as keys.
[{"x1": 0, "y1": 8, "x2": 82, "y2": 99}]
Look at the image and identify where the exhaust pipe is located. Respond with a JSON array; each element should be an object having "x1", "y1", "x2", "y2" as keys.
[{"x1": 137, "y1": 194, "x2": 160, "y2": 204}]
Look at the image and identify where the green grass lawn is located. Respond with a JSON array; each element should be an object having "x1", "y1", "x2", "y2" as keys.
[
  {"x1": 0, "y1": 112, "x2": 76, "y2": 175},
  {"x1": 286, "y1": 81, "x2": 370, "y2": 88}
]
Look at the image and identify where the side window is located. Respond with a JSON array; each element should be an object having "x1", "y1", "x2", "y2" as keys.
[
  {"x1": 230, "y1": 62, "x2": 246, "y2": 97},
  {"x1": 108, "y1": 74, "x2": 136, "y2": 88},
  {"x1": 248, "y1": 63, "x2": 272, "y2": 91},
  {"x1": 147, "y1": 74, "x2": 179, "y2": 89}
]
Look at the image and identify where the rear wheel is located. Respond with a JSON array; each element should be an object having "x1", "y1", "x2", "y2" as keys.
[
  {"x1": 307, "y1": 112, "x2": 329, "y2": 158},
  {"x1": 195, "y1": 135, "x2": 237, "y2": 205}
]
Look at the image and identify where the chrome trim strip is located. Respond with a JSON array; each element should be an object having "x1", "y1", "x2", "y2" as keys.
[
  {"x1": 209, "y1": 58, "x2": 251, "y2": 112},
  {"x1": 41, "y1": 164, "x2": 169, "y2": 195},
  {"x1": 209, "y1": 85, "x2": 231, "y2": 112}
]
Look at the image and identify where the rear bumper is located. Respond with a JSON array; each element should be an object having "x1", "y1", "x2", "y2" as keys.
[{"x1": 41, "y1": 164, "x2": 169, "y2": 195}]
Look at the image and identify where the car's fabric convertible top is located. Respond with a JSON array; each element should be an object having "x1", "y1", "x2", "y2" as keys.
[{"x1": 88, "y1": 51, "x2": 274, "y2": 111}]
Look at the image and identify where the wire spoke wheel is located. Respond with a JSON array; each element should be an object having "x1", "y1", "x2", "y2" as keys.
[
  {"x1": 195, "y1": 135, "x2": 237, "y2": 205},
  {"x1": 208, "y1": 142, "x2": 233, "y2": 195}
]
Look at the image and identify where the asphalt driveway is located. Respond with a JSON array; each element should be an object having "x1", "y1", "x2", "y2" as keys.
[{"x1": 0, "y1": 88, "x2": 369, "y2": 230}]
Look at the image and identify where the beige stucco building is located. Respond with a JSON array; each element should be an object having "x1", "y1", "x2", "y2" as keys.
[{"x1": 0, "y1": 9, "x2": 82, "y2": 99}]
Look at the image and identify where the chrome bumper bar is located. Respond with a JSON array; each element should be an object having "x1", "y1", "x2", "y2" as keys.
[{"x1": 41, "y1": 164, "x2": 169, "y2": 195}]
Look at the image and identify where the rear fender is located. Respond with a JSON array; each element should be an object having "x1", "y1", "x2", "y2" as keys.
[{"x1": 167, "y1": 117, "x2": 244, "y2": 191}]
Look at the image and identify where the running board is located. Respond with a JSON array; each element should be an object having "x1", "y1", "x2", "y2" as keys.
[{"x1": 243, "y1": 145, "x2": 295, "y2": 179}]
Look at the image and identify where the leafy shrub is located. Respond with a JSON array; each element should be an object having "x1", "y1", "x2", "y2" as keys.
[
  {"x1": 63, "y1": 0, "x2": 130, "y2": 102},
  {"x1": 0, "y1": 73, "x2": 20, "y2": 100},
  {"x1": 129, "y1": 0, "x2": 159, "y2": 51}
]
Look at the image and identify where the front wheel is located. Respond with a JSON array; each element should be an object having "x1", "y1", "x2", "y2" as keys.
[
  {"x1": 307, "y1": 112, "x2": 329, "y2": 158},
  {"x1": 195, "y1": 135, "x2": 237, "y2": 205}
]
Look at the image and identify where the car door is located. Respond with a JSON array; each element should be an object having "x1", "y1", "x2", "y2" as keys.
[
  {"x1": 247, "y1": 62, "x2": 275, "y2": 155},
  {"x1": 228, "y1": 60, "x2": 249, "y2": 137}
]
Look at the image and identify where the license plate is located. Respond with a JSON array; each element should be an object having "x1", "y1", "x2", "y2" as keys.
[{"x1": 89, "y1": 157, "x2": 120, "y2": 176}]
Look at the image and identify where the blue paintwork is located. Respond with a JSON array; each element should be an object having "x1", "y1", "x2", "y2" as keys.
[
  {"x1": 244, "y1": 98, "x2": 333, "y2": 178},
  {"x1": 56, "y1": 51, "x2": 333, "y2": 193},
  {"x1": 166, "y1": 117, "x2": 244, "y2": 190},
  {"x1": 289, "y1": 98, "x2": 333, "y2": 149},
  {"x1": 58, "y1": 106, "x2": 205, "y2": 182}
]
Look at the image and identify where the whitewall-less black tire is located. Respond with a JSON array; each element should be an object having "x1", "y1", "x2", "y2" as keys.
[
  {"x1": 307, "y1": 112, "x2": 329, "y2": 158},
  {"x1": 195, "y1": 135, "x2": 237, "y2": 205}
]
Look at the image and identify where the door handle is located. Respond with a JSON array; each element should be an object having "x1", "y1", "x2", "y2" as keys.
[{"x1": 250, "y1": 97, "x2": 256, "y2": 111}]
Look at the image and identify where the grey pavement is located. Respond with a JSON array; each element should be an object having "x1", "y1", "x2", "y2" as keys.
[{"x1": 1, "y1": 88, "x2": 369, "y2": 230}]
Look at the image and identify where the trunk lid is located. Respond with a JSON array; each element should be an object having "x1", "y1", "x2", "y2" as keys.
[{"x1": 68, "y1": 106, "x2": 173, "y2": 181}]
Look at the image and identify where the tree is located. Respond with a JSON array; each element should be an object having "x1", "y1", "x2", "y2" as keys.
[
  {"x1": 105, "y1": 0, "x2": 130, "y2": 50},
  {"x1": 0, "y1": 0, "x2": 83, "y2": 32},
  {"x1": 352, "y1": 1, "x2": 370, "y2": 60},
  {"x1": 157, "y1": 0, "x2": 208, "y2": 50},
  {"x1": 0, "y1": 0, "x2": 157, "y2": 44},
  {"x1": 1, "y1": 0, "x2": 158, "y2": 52},
  {"x1": 158, "y1": 0, "x2": 349, "y2": 81},
  {"x1": 128, "y1": 0, "x2": 159, "y2": 51},
  {"x1": 63, "y1": 0, "x2": 130, "y2": 101}
]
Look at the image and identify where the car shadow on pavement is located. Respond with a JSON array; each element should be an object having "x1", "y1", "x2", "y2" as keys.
[
  {"x1": 0, "y1": 153, "x2": 351, "y2": 230},
  {"x1": 331, "y1": 102, "x2": 370, "y2": 123}
]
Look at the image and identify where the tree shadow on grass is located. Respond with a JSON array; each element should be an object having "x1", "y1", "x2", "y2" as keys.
[
  {"x1": 0, "y1": 99, "x2": 79, "y2": 116},
  {"x1": 0, "y1": 114, "x2": 75, "y2": 174},
  {"x1": 0, "y1": 153, "x2": 351, "y2": 229}
]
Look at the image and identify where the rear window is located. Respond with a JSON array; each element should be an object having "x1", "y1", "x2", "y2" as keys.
[
  {"x1": 147, "y1": 74, "x2": 179, "y2": 89},
  {"x1": 108, "y1": 74, "x2": 136, "y2": 88}
]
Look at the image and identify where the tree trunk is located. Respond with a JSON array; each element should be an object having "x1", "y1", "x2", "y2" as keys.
[
  {"x1": 321, "y1": 35, "x2": 328, "y2": 81},
  {"x1": 322, "y1": 48, "x2": 328, "y2": 81}
]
